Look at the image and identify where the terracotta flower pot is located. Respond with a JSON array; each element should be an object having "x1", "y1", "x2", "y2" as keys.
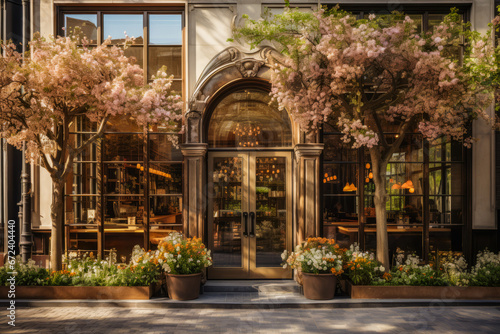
[
  {"x1": 302, "y1": 272, "x2": 337, "y2": 300},
  {"x1": 166, "y1": 272, "x2": 202, "y2": 300}
]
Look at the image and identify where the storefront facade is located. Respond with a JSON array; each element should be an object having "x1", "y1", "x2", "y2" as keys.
[{"x1": 8, "y1": 0, "x2": 499, "y2": 278}]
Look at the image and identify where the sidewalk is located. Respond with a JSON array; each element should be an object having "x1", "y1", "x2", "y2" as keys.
[{"x1": 1, "y1": 305, "x2": 500, "y2": 333}]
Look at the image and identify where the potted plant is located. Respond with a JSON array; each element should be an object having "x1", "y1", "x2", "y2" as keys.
[
  {"x1": 155, "y1": 232, "x2": 212, "y2": 300},
  {"x1": 282, "y1": 237, "x2": 344, "y2": 300}
]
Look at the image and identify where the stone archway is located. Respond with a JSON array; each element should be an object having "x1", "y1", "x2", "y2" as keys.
[{"x1": 181, "y1": 46, "x2": 323, "y2": 248}]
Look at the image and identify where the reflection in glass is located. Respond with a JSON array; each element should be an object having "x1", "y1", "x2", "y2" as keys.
[
  {"x1": 124, "y1": 47, "x2": 144, "y2": 68},
  {"x1": 104, "y1": 115, "x2": 144, "y2": 132},
  {"x1": 255, "y1": 157, "x2": 286, "y2": 267},
  {"x1": 149, "y1": 134, "x2": 182, "y2": 161},
  {"x1": 104, "y1": 134, "x2": 143, "y2": 161},
  {"x1": 212, "y1": 157, "x2": 242, "y2": 267},
  {"x1": 149, "y1": 15, "x2": 182, "y2": 45},
  {"x1": 64, "y1": 14, "x2": 97, "y2": 43},
  {"x1": 103, "y1": 14, "x2": 143, "y2": 44},
  {"x1": 323, "y1": 135, "x2": 358, "y2": 162},
  {"x1": 148, "y1": 46, "x2": 182, "y2": 78},
  {"x1": 208, "y1": 89, "x2": 292, "y2": 148}
]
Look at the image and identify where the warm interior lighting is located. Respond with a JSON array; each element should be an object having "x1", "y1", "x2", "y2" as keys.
[
  {"x1": 365, "y1": 163, "x2": 370, "y2": 169},
  {"x1": 391, "y1": 183, "x2": 401, "y2": 190},
  {"x1": 333, "y1": 175, "x2": 337, "y2": 180},
  {"x1": 324, "y1": 173, "x2": 328, "y2": 178},
  {"x1": 343, "y1": 183, "x2": 357, "y2": 192},
  {"x1": 401, "y1": 180, "x2": 414, "y2": 189},
  {"x1": 365, "y1": 177, "x2": 370, "y2": 183},
  {"x1": 409, "y1": 187, "x2": 415, "y2": 193},
  {"x1": 368, "y1": 172, "x2": 373, "y2": 179}
]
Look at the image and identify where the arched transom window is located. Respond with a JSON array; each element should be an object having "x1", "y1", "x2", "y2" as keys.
[{"x1": 207, "y1": 89, "x2": 292, "y2": 148}]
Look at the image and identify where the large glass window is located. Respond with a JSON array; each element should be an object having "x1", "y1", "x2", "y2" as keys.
[
  {"x1": 60, "y1": 7, "x2": 184, "y2": 261},
  {"x1": 322, "y1": 124, "x2": 466, "y2": 262},
  {"x1": 60, "y1": 9, "x2": 183, "y2": 93}
]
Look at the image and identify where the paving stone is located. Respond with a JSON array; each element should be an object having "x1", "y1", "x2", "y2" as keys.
[{"x1": 0, "y1": 306, "x2": 499, "y2": 333}]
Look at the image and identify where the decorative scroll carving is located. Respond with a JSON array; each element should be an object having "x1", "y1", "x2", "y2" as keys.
[
  {"x1": 235, "y1": 60, "x2": 265, "y2": 78},
  {"x1": 261, "y1": 47, "x2": 287, "y2": 66},
  {"x1": 188, "y1": 90, "x2": 208, "y2": 112},
  {"x1": 195, "y1": 47, "x2": 241, "y2": 89}
]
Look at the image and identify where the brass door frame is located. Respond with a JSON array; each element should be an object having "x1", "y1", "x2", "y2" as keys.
[{"x1": 207, "y1": 151, "x2": 293, "y2": 279}]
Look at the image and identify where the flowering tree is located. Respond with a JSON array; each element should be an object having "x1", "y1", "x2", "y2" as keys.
[
  {"x1": 233, "y1": 7, "x2": 497, "y2": 270},
  {"x1": 0, "y1": 34, "x2": 182, "y2": 270}
]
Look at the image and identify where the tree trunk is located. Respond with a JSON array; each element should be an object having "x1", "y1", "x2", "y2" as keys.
[
  {"x1": 50, "y1": 178, "x2": 65, "y2": 271},
  {"x1": 369, "y1": 148, "x2": 390, "y2": 272}
]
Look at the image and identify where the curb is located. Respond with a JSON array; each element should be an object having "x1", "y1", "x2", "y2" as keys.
[{"x1": 2, "y1": 298, "x2": 500, "y2": 309}]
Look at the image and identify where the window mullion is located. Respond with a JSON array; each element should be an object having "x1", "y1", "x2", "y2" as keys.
[{"x1": 143, "y1": 11, "x2": 148, "y2": 84}]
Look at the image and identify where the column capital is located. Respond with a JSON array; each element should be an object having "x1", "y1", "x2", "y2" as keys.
[
  {"x1": 294, "y1": 143, "x2": 324, "y2": 159},
  {"x1": 180, "y1": 143, "x2": 208, "y2": 157}
]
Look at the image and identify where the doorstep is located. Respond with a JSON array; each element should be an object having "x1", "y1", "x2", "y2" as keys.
[{"x1": 2, "y1": 279, "x2": 500, "y2": 309}]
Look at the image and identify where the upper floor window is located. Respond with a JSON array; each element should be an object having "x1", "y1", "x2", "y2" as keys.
[{"x1": 59, "y1": 9, "x2": 183, "y2": 93}]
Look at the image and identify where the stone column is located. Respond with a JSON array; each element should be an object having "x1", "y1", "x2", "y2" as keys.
[
  {"x1": 181, "y1": 143, "x2": 207, "y2": 239},
  {"x1": 294, "y1": 144, "x2": 324, "y2": 244}
]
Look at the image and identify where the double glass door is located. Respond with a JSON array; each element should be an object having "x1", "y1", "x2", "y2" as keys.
[{"x1": 208, "y1": 151, "x2": 292, "y2": 279}]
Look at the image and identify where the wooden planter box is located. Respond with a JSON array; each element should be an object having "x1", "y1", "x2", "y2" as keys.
[
  {"x1": 0, "y1": 285, "x2": 154, "y2": 300},
  {"x1": 346, "y1": 281, "x2": 500, "y2": 300}
]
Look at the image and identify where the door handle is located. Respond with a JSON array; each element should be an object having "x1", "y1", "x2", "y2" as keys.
[
  {"x1": 249, "y1": 212, "x2": 255, "y2": 237},
  {"x1": 243, "y1": 212, "x2": 248, "y2": 237}
]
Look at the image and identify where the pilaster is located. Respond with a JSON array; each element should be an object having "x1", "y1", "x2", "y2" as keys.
[
  {"x1": 181, "y1": 143, "x2": 208, "y2": 239},
  {"x1": 294, "y1": 143, "x2": 324, "y2": 244}
]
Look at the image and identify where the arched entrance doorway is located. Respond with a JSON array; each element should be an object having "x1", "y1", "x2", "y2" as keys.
[
  {"x1": 206, "y1": 84, "x2": 293, "y2": 279},
  {"x1": 182, "y1": 46, "x2": 324, "y2": 280}
]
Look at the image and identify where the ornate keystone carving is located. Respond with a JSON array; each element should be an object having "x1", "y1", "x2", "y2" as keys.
[{"x1": 235, "y1": 59, "x2": 265, "y2": 78}]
